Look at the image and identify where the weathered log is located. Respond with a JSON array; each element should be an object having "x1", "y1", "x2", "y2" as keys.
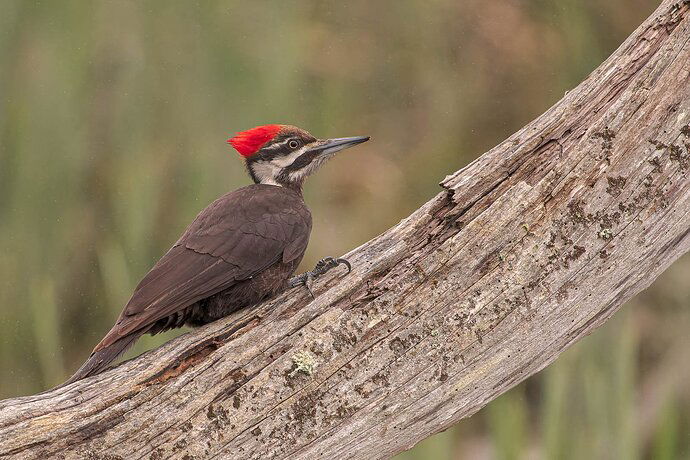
[{"x1": 1, "y1": 1, "x2": 689, "y2": 458}]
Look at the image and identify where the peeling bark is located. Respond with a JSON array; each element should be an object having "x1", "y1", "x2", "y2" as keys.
[{"x1": 2, "y1": 1, "x2": 690, "y2": 459}]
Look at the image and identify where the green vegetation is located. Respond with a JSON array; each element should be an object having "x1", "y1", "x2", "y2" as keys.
[{"x1": 0, "y1": 1, "x2": 687, "y2": 458}]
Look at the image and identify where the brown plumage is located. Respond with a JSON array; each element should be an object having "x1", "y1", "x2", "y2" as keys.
[{"x1": 66, "y1": 125, "x2": 368, "y2": 383}]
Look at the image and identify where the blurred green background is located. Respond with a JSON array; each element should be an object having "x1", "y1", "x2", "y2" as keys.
[{"x1": 0, "y1": 1, "x2": 688, "y2": 458}]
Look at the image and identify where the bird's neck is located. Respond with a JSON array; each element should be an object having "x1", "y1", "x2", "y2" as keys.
[
  {"x1": 247, "y1": 162, "x2": 304, "y2": 194},
  {"x1": 251, "y1": 176, "x2": 304, "y2": 196},
  {"x1": 278, "y1": 180, "x2": 304, "y2": 195}
]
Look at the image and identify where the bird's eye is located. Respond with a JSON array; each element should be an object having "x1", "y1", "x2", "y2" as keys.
[{"x1": 288, "y1": 139, "x2": 300, "y2": 149}]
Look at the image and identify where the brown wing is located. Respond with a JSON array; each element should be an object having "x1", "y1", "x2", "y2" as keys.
[{"x1": 93, "y1": 184, "x2": 311, "y2": 351}]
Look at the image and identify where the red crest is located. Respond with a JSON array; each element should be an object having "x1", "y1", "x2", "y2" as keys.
[{"x1": 227, "y1": 125, "x2": 282, "y2": 157}]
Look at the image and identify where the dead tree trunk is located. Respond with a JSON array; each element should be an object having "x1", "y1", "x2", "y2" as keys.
[{"x1": 2, "y1": 1, "x2": 690, "y2": 459}]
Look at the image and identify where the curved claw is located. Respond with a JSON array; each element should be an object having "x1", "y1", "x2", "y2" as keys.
[
  {"x1": 335, "y1": 258, "x2": 352, "y2": 274},
  {"x1": 288, "y1": 256, "x2": 352, "y2": 296}
]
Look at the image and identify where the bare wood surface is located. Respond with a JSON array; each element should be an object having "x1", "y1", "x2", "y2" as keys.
[{"x1": 1, "y1": 1, "x2": 690, "y2": 458}]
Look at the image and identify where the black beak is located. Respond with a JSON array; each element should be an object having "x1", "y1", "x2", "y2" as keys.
[{"x1": 309, "y1": 136, "x2": 370, "y2": 155}]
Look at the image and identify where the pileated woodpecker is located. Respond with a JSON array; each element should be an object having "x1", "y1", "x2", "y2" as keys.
[{"x1": 66, "y1": 124, "x2": 369, "y2": 383}]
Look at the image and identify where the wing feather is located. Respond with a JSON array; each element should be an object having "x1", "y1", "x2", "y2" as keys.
[{"x1": 94, "y1": 184, "x2": 311, "y2": 351}]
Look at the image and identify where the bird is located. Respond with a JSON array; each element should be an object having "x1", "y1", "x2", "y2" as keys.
[{"x1": 65, "y1": 124, "x2": 369, "y2": 384}]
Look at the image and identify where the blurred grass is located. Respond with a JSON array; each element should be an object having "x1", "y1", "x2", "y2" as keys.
[{"x1": 0, "y1": 1, "x2": 688, "y2": 458}]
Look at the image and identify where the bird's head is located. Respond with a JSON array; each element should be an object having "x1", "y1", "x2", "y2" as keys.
[{"x1": 228, "y1": 125, "x2": 369, "y2": 190}]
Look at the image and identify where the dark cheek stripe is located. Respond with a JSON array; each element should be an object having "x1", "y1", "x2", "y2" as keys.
[
  {"x1": 286, "y1": 150, "x2": 319, "y2": 172},
  {"x1": 276, "y1": 151, "x2": 319, "y2": 184}
]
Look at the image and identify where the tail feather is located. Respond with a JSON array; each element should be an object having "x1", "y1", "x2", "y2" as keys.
[{"x1": 64, "y1": 330, "x2": 145, "y2": 385}]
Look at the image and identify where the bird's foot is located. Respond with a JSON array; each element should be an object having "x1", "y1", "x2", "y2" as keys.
[{"x1": 288, "y1": 257, "x2": 352, "y2": 298}]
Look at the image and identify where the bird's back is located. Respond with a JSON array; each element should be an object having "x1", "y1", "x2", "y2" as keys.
[{"x1": 100, "y1": 184, "x2": 312, "y2": 349}]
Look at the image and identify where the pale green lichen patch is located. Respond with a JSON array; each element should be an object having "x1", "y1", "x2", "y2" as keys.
[
  {"x1": 598, "y1": 228, "x2": 613, "y2": 240},
  {"x1": 290, "y1": 351, "x2": 316, "y2": 377}
]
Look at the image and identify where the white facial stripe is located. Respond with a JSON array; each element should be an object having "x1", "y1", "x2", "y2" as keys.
[
  {"x1": 262, "y1": 139, "x2": 289, "y2": 151},
  {"x1": 287, "y1": 169, "x2": 309, "y2": 182},
  {"x1": 251, "y1": 160, "x2": 281, "y2": 186},
  {"x1": 270, "y1": 145, "x2": 309, "y2": 168}
]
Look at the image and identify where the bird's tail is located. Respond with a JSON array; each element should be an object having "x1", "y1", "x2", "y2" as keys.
[{"x1": 63, "y1": 330, "x2": 145, "y2": 385}]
